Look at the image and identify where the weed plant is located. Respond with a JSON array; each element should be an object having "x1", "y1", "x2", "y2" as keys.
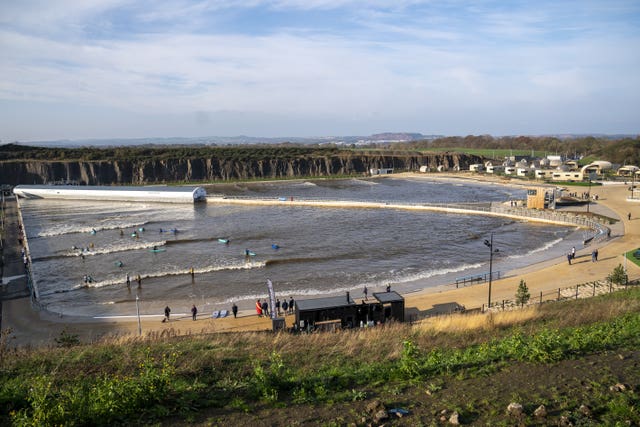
[{"x1": 1, "y1": 287, "x2": 639, "y2": 425}]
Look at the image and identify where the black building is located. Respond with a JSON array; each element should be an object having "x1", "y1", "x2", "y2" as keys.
[{"x1": 294, "y1": 291, "x2": 405, "y2": 332}]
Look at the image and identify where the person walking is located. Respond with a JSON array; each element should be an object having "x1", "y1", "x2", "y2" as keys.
[
  {"x1": 232, "y1": 303, "x2": 238, "y2": 318},
  {"x1": 191, "y1": 304, "x2": 198, "y2": 321},
  {"x1": 567, "y1": 253, "x2": 572, "y2": 265},
  {"x1": 276, "y1": 298, "x2": 281, "y2": 316},
  {"x1": 591, "y1": 250, "x2": 596, "y2": 262},
  {"x1": 164, "y1": 305, "x2": 171, "y2": 322},
  {"x1": 288, "y1": 297, "x2": 295, "y2": 314},
  {"x1": 363, "y1": 285, "x2": 368, "y2": 300},
  {"x1": 126, "y1": 273, "x2": 131, "y2": 288},
  {"x1": 571, "y1": 246, "x2": 576, "y2": 260},
  {"x1": 256, "y1": 299, "x2": 262, "y2": 317},
  {"x1": 594, "y1": 248, "x2": 598, "y2": 261},
  {"x1": 628, "y1": 212, "x2": 632, "y2": 221},
  {"x1": 261, "y1": 300, "x2": 269, "y2": 318},
  {"x1": 281, "y1": 300, "x2": 288, "y2": 315}
]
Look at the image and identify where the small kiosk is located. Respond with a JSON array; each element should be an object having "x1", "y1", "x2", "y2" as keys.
[
  {"x1": 294, "y1": 290, "x2": 405, "y2": 332},
  {"x1": 372, "y1": 291, "x2": 405, "y2": 323}
]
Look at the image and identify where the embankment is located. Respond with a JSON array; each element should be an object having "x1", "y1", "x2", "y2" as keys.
[{"x1": 0, "y1": 151, "x2": 481, "y2": 185}]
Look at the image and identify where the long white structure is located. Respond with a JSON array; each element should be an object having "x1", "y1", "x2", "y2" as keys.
[{"x1": 13, "y1": 185, "x2": 207, "y2": 203}]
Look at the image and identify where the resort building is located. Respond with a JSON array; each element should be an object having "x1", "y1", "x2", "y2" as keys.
[
  {"x1": 551, "y1": 171, "x2": 584, "y2": 182},
  {"x1": 617, "y1": 165, "x2": 639, "y2": 177},
  {"x1": 370, "y1": 168, "x2": 394, "y2": 175},
  {"x1": 581, "y1": 161, "x2": 612, "y2": 177},
  {"x1": 534, "y1": 170, "x2": 554, "y2": 180}
]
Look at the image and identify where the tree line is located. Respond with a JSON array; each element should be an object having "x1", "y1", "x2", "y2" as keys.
[
  {"x1": 390, "y1": 135, "x2": 640, "y2": 165},
  {"x1": 1, "y1": 135, "x2": 638, "y2": 165}
]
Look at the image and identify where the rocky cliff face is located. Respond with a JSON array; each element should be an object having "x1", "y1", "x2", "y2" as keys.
[{"x1": 0, "y1": 153, "x2": 482, "y2": 185}]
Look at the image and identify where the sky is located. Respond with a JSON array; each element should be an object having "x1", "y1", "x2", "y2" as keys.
[{"x1": 1, "y1": 0, "x2": 639, "y2": 142}]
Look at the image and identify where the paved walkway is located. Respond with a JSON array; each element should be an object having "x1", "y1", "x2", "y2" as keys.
[{"x1": 0, "y1": 195, "x2": 30, "y2": 330}]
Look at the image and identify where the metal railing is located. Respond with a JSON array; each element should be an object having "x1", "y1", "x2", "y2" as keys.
[
  {"x1": 484, "y1": 279, "x2": 638, "y2": 313},
  {"x1": 455, "y1": 271, "x2": 502, "y2": 287}
]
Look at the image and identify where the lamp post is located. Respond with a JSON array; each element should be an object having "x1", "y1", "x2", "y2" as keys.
[
  {"x1": 586, "y1": 177, "x2": 591, "y2": 213},
  {"x1": 484, "y1": 233, "x2": 499, "y2": 308},
  {"x1": 136, "y1": 294, "x2": 142, "y2": 336}
]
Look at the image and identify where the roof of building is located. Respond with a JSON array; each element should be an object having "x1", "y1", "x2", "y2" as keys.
[
  {"x1": 12, "y1": 184, "x2": 207, "y2": 203},
  {"x1": 373, "y1": 291, "x2": 404, "y2": 303},
  {"x1": 13, "y1": 184, "x2": 199, "y2": 193},
  {"x1": 295, "y1": 295, "x2": 355, "y2": 311}
]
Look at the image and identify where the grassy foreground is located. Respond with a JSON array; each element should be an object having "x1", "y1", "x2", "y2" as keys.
[{"x1": 2, "y1": 288, "x2": 640, "y2": 426}]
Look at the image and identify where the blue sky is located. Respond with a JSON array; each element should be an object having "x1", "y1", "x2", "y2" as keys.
[{"x1": 1, "y1": 0, "x2": 639, "y2": 141}]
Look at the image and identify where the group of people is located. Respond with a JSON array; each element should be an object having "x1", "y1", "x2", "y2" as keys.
[
  {"x1": 161, "y1": 301, "x2": 241, "y2": 323},
  {"x1": 567, "y1": 246, "x2": 600, "y2": 264},
  {"x1": 125, "y1": 273, "x2": 142, "y2": 288},
  {"x1": 363, "y1": 284, "x2": 391, "y2": 300},
  {"x1": 255, "y1": 297, "x2": 295, "y2": 317}
]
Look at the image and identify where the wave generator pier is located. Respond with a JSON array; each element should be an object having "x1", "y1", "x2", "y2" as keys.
[{"x1": 13, "y1": 185, "x2": 207, "y2": 203}]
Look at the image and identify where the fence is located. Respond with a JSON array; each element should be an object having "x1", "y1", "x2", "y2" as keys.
[
  {"x1": 483, "y1": 279, "x2": 638, "y2": 313},
  {"x1": 455, "y1": 271, "x2": 501, "y2": 287},
  {"x1": 14, "y1": 197, "x2": 43, "y2": 310}
]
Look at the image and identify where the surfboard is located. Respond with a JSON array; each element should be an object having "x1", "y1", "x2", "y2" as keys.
[
  {"x1": 271, "y1": 244, "x2": 280, "y2": 249},
  {"x1": 219, "y1": 310, "x2": 228, "y2": 318},
  {"x1": 245, "y1": 251, "x2": 256, "y2": 256},
  {"x1": 149, "y1": 248, "x2": 166, "y2": 253},
  {"x1": 218, "y1": 238, "x2": 229, "y2": 244},
  {"x1": 211, "y1": 310, "x2": 220, "y2": 318}
]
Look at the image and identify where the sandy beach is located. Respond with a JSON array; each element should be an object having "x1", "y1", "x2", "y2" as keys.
[{"x1": 2, "y1": 173, "x2": 639, "y2": 347}]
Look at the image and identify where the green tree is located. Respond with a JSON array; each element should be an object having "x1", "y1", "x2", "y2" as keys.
[
  {"x1": 607, "y1": 264, "x2": 628, "y2": 286},
  {"x1": 515, "y1": 279, "x2": 531, "y2": 307}
]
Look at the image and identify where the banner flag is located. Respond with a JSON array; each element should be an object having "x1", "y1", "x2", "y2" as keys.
[{"x1": 266, "y1": 279, "x2": 277, "y2": 319}]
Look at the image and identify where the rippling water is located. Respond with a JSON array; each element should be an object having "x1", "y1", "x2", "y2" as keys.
[{"x1": 20, "y1": 177, "x2": 583, "y2": 317}]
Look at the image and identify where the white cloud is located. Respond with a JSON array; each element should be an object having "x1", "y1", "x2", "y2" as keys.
[{"x1": 1, "y1": 0, "x2": 639, "y2": 140}]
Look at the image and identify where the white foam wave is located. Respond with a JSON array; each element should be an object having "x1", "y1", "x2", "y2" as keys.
[
  {"x1": 220, "y1": 262, "x2": 485, "y2": 304},
  {"x1": 66, "y1": 240, "x2": 167, "y2": 257},
  {"x1": 505, "y1": 238, "x2": 563, "y2": 260},
  {"x1": 36, "y1": 221, "x2": 149, "y2": 238},
  {"x1": 350, "y1": 178, "x2": 378, "y2": 186},
  {"x1": 71, "y1": 261, "x2": 266, "y2": 290}
]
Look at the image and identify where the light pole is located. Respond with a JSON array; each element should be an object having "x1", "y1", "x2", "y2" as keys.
[
  {"x1": 586, "y1": 177, "x2": 591, "y2": 213},
  {"x1": 484, "y1": 233, "x2": 499, "y2": 308},
  {"x1": 136, "y1": 294, "x2": 142, "y2": 336}
]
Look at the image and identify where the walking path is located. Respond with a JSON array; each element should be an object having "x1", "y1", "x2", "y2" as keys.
[{"x1": 1, "y1": 176, "x2": 639, "y2": 347}]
